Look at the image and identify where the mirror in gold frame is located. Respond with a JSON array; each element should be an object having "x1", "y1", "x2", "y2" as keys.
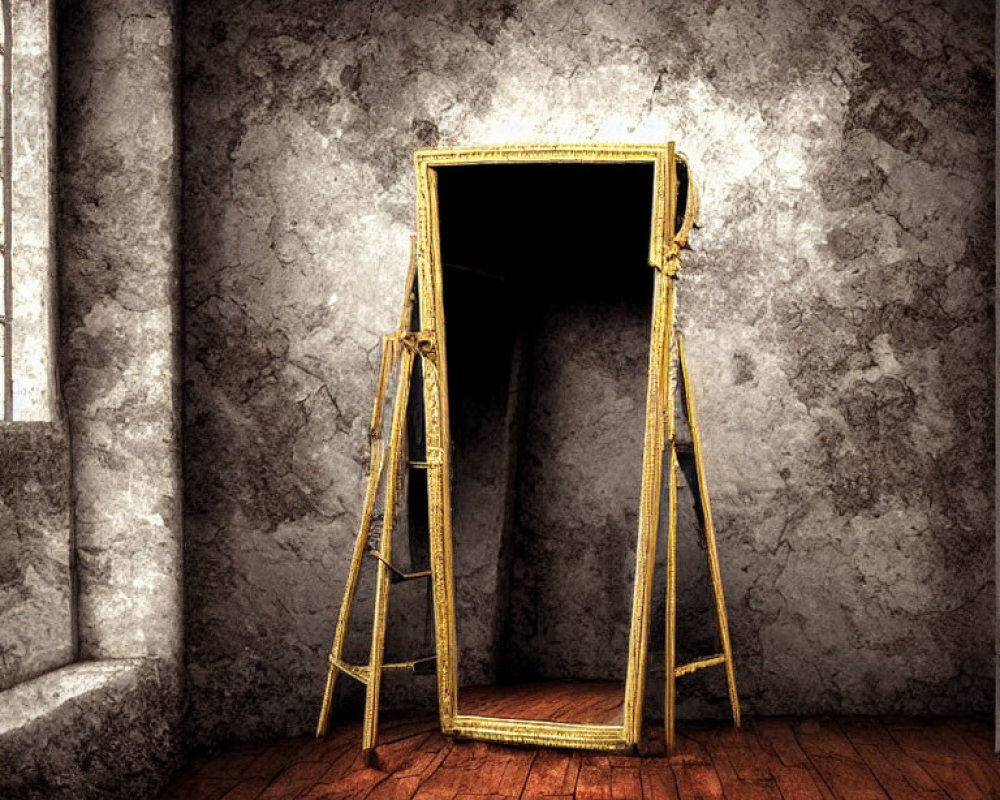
[{"x1": 413, "y1": 143, "x2": 692, "y2": 752}]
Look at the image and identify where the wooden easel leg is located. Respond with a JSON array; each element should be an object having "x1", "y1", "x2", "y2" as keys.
[
  {"x1": 316, "y1": 662, "x2": 341, "y2": 739},
  {"x1": 318, "y1": 241, "x2": 422, "y2": 752},
  {"x1": 665, "y1": 444, "x2": 679, "y2": 751},
  {"x1": 362, "y1": 346, "x2": 415, "y2": 766},
  {"x1": 677, "y1": 335, "x2": 741, "y2": 729},
  {"x1": 317, "y1": 334, "x2": 397, "y2": 738}
]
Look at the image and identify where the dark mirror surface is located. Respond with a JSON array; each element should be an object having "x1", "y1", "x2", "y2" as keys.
[{"x1": 428, "y1": 162, "x2": 656, "y2": 725}]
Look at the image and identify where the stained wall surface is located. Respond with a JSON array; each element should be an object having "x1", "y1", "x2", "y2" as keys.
[
  {"x1": 0, "y1": 659, "x2": 182, "y2": 800},
  {"x1": 0, "y1": 423, "x2": 72, "y2": 690},
  {"x1": 59, "y1": 0, "x2": 183, "y2": 668},
  {"x1": 182, "y1": 0, "x2": 995, "y2": 746}
]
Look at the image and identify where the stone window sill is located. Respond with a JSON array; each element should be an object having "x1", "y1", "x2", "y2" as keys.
[{"x1": 0, "y1": 659, "x2": 181, "y2": 799}]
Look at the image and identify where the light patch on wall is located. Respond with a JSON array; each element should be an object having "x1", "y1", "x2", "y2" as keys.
[
  {"x1": 775, "y1": 134, "x2": 807, "y2": 189},
  {"x1": 670, "y1": 78, "x2": 768, "y2": 185},
  {"x1": 481, "y1": 115, "x2": 537, "y2": 143},
  {"x1": 594, "y1": 114, "x2": 634, "y2": 140},
  {"x1": 467, "y1": 70, "x2": 771, "y2": 204}
]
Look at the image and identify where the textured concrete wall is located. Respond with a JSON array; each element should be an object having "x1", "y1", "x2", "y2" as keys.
[
  {"x1": 0, "y1": 423, "x2": 72, "y2": 690},
  {"x1": 59, "y1": 0, "x2": 183, "y2": 667},
  {"x1": 183, "y1": 0, "x2": 994, "y2": 746},
  {"x1": 673, "y1": 1, "x2": 994, "y2": 718}
]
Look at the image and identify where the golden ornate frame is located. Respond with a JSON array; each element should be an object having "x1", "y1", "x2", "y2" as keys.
[{"x1": 413, "y1": 143, "x2": 689, "y2": 752}]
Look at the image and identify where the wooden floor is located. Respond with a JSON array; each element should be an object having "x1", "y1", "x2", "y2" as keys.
[
  {"x1": 459, "y1": 682, "x2": 625, "y2": 725},
  {"x1": 158, "y1": 715, "x2": 1000, "y2": 799}
]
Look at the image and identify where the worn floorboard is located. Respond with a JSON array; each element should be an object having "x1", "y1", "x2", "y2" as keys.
[{"x1": 158, "y1": 715, "x2": 1000, "y2": 799}]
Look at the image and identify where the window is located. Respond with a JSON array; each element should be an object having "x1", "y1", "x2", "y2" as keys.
[
  {"x1": 0, "y1": 0, "x2": 55, "y2": 422},
  {"x1": 1, "y1": 0, "x2": 10, "y2": 420}
]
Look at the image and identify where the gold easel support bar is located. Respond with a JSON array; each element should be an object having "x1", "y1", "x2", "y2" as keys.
[
  {"x1": 329, "y1": 655, "x2": 369, "y2": 684},
  {"x1": 328, "y1": 655, "x2": 437, "y2": 687},
  {"x1": 367, "y1": 549, "x2": 432, "y2": 582},
  {"x1": 384, "y1": 656, "x2": 436, "y2": 673},
  {"x1": 674, "y1": 654, "x2": 726, "y2": 678}
]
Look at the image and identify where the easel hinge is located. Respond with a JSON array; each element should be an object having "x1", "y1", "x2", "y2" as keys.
[{"x1": 397, "y1": 330, "x2": 437, "y2": 361}]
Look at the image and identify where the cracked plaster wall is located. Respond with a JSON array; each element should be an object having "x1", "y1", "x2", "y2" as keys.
[
  {"x1": 59, "y1": 0, "x2": 183, "y2": 669},
  {"x1": 53, "y1": 5, "x2": 185, "y2": 793},
  {"x1": 183, "y1": 0, "x2": 994, "y2": 746},
  {"x1": 0, "y1": 423, "x2": 72, "y2": 691}
]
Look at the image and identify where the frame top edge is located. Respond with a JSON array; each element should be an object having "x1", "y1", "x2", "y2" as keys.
[{"x1": 414, "y1": 142, "x2": 675, "y2": 166}]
